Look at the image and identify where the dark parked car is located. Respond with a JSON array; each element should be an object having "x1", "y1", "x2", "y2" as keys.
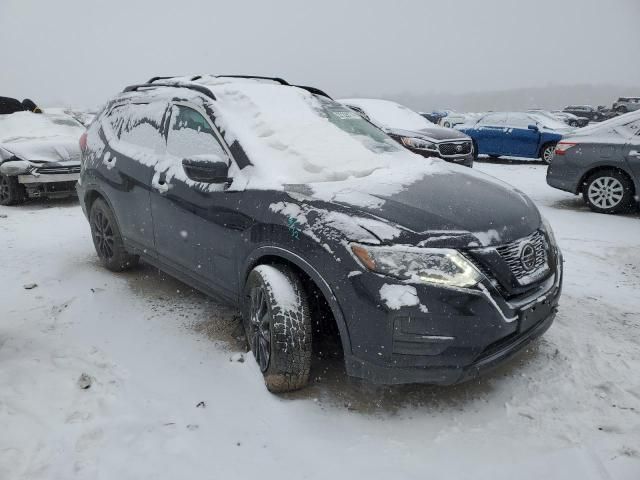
[
  {"x1": 0, "y1": 111, "x2": 84, "y2": 205},
  {"x1": 340, "y1": 98, "x2": 474, "y2": 167},
  {"x1": 550, "y1": 111, "x2": 589, "y2": 128},
  {"x1": 562, "y1": 105, "x2": 608, "y2": 122},
  {"x1": 458, "y1": 112, "x2": 570, "y2": 164},
  {"x1": 547, "y1": 111, "x2": 640, "y2": 214},
  {"x1": 78, "y1": 75, "x2": 562, "y2": 393}
]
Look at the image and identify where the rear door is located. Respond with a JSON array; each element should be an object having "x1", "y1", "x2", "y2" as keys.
[
  {"x1": 503, "y1": 113, "x2": 540, "y2": 158},
  {"x1": 149, "y1": 102, "x2": 250, "y2": 300},
  {"x1": 99, "y1": 101, "x2": 169, "y2": 254},
  {"x1": 473, "y1": 113, "x2": 507, "y2": 155}
]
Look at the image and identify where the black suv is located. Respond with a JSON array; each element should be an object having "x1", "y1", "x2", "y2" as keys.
[{"x1": 78, "y1": 75, "x2": 563, "y2": 392}]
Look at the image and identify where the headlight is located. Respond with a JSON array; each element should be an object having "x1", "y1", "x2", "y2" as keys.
[
  {"x1": 351, "y1": 244, "x2": 483, "y2": 288},
  {"x1": 540, "y1": 216, "x2": 558, "y2": 247},
  {"x1": 400, "y1": 136, "x2": 438, "y2": 151}
]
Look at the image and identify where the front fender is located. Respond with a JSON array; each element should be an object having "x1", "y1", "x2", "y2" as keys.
[{"x1": 242, "y1": 244, "x2": 353, "y2": 355}]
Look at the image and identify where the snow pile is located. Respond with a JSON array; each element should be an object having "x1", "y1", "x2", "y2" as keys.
[
  {"x1": 379, "y1": 284, "x2": 420, "y2": 310},
  {"x1": 339, "y1": 98, "x2": 433, "y2": 131},
  {"x1": 0, "y1": 112, "x2": 85, "y2": 143}
]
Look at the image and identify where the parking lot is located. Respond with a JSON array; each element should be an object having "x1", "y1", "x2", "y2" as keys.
[{"x1": 1, "y1": 159, "x2": 638, "y2": 480}]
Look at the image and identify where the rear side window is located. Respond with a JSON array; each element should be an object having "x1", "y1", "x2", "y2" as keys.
[
  {"x1": 478, "y1": 113, "x2": 507, "y2": 125},
  {"x1": 167, "y1": 105, "x2": 228, "y2": 159},
  {"x1": 506, "y1": 113, "x2": 532, "y2": 128},
  {"x1": 107, "y1": 102, "x2": 167, "y2": 153}
]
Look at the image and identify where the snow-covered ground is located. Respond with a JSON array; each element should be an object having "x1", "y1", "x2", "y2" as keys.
[{"x1": 1, "y1": 160, "x2": 639, "y2": 480}]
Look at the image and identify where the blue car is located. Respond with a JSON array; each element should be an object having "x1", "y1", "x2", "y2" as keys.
[{"x1": 458, "y1": 112, "x2": 572, "y2": 164}]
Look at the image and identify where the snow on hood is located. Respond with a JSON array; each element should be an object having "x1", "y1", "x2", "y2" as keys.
[
  {"x1": 201, "y1": 81, "x2": 443, "y2": 191},
  {"x1": 0, "y1": 112, "x2": 85, "y2": 162},
  {"x1": 338, "y1": 98, "x2": 434, "y2": 131}
]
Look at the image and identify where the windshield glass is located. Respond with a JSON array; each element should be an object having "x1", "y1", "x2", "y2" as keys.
[
  {"x1": 339, "y1": 99, "x2": 433, "y2": 131},
  {"x1": 207, "y1": 82, "x2": 425, "y2": 189}
]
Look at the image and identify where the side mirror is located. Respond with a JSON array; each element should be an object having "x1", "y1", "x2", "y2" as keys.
[
  {"x1": 527, "y1": 124, "x2": 539, "y2": 132},
  {"x1": 182, "y1": 155, "x2": 230, "y2": 184}
]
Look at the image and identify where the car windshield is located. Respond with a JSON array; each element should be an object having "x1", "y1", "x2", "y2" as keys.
[
  {"x1": 0, "y1": 112, "x2": 85, "y2": 143},
  {"x1": 528, "y1": 113, "x2": 568, "y2": 130},
  {"x1": 206, "y1": 82, "x2": 427, "y2": 189},
  {"x1": 339, "y1": 99, "x2": 434, "y2": 131}
]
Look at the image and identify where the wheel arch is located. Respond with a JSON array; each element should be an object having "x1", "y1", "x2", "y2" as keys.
[
  {"x1": 242, "y1": 246, "x2": 352, "y2": 355},
  {"x1": 577, "y1": 164, "x2": 637, "y2": 195}
]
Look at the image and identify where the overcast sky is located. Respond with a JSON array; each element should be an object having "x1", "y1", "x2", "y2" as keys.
[{"x1": 1, "y1": 0, "x2": 638, "y2": 108}]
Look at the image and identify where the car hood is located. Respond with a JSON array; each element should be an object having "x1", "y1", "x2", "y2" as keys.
[
  {"x1": 296, "y1": 166, "x2": 541, "y2": 248},
  {"x1": 385, "y1": 126, "x2": 470, "y2": 142},
  {"x1": 0, "y1": 137, "x2": 81, "y2": 163}
]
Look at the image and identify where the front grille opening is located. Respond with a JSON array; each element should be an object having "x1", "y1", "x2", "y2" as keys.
[{"x1": 438, "y1": 141, "x2": 472, "y2": 156}]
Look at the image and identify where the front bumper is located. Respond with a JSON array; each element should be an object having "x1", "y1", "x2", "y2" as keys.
[
  {"x1": 18, "y1": 173, "x2": 80, "y2": 184},
  {"x1": 340, "y1": 253, "x2": 563, "y2": 385},
  {"x1": 410, "y1": 148, "x2": 474, "y2": 168}
]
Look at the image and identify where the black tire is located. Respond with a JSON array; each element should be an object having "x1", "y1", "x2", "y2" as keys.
[
  {"x1": 615, "y1": 106, "x2": 627, "y2": 114},
  {"x1": 472, "y1": 141, "x2": 479, "y2": 161},
  {"x1": 243, "y1": 264, "x2": 312, "y2": 393},
  {"x1": 540, "y1": 143, "x2": 556, "y2": 164},
  {"x1": 488, "y1": 154, "x2": 500, "y2": 159},
  {"x1": 582, "y1": 169, "x2": 636, "y2": 214},
  {"x1": 0, "y1": 174, "x2": 26, "y2": 206},
  {"x1": 569, "y1": 120, "x2": 578, "y2": 127},
  {"x1": 89, "y1": 198, "x2": 139, "y2": 271}
]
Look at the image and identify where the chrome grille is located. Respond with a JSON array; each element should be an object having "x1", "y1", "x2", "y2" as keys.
[
  {"x1": 438, "y1": 141, "x2": 472, "y2": 157},
  {"x1": 495, "y1": 231, "x2": 548, "y2": 285},
  {"x1": 34, "y1": 165, "x2": 81, "y2": 174}
]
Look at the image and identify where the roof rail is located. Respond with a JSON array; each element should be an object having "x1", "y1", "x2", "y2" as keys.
[
  {"x1": 215, "y1": 75, "x2": 290, "y2": 85},
  {"x1": 293, "y1": 85, "x2": 332, "y2": 99},
  {"x1": 147, "y1": 75, "x2": 204, "y2": 83},
  {"x1": 122, "y1": 82, "x2": 217, "y2": 100}
]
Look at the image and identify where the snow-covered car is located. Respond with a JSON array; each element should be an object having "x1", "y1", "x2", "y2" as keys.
[
  {"x1": 547, "y1": 110, "x2": 640, "y2": 213},
  {"x1": 438, "y1": 111, "x2": 466, "y2": 128},
  {"x1": 78, "y1": 75, "x2": 562, "y2": 393},
  {"x1": 0, "y1": 111, "x2": 85, "y2": 205},
  {"x1": 549, "y1": 110, "x2": 589, "y2": 128},
  {"x1": 612, "y1": 96, "x2": 640, "y2": 114},
  {"x1": 340, "y1": 98, "x2": 474, "y2": 167}
]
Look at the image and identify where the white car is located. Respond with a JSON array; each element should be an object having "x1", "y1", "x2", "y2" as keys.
[{"x1": 0, "y1": 112, "x2": 84, "y2": 205}]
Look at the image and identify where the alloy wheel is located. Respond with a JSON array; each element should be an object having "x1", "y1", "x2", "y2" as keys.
[
  {"x1": 91, "y1": 210, "x2": 115, "y2": 259},
  {"x1": 543, "y1": 145, "x2": 554, "y2": 164},
  {"x1": 587, "y1": 176, "x2": 624, "y2": 209},
  {"x1": 249, "y1": 286, "x2": 272, "y2": 372}
]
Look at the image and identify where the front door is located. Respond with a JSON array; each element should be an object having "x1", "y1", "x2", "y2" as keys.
[
  {"x1": 473, "y1": 113, "x2": 507, "y2": 155},
  {"x1": 149, "y1": 103, "x2": 251, "y2": 300},
  {"x1": 503, "y1": 113, "x2": 540, "y2": 158}
]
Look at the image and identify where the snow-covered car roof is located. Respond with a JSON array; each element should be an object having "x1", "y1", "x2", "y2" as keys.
[
  {"x1": 569, "y1": 109, "x2": 640, "y2": 136},
  {"x1": 338, "y1": 98, "x2": 434, "y2": 131},
  {"x1": 113, "y1": 79, "x2": 451, "y2": 194}
]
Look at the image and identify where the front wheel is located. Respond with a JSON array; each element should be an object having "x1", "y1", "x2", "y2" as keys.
[
  {"x1": 89, "y1": 198, "x2": 139, "y2": 271},
  {"x1": 583, "y1": 170, "x2": 635, "y2": 214},
  {"x1": 0, "y1": 174, "x2": 26, "y2": 206},
  {"x1": 569, "y1": 120, "x2": 578, "y2": 127},
  {"x1": 243, "y1": 264, "x2": 312, "y2": 393},
  {"x1": 540, "y1": 143, "x2": 556, "y2": 164}
]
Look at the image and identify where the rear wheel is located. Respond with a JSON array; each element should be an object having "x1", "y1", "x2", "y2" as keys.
[
  {"x1": 243, "y1": 264, "x2": 312, "y2": 393},
  {"x1": 540, "y1": 143, "x2": 556, "y2": 164},
  {"x1": 89, "y1": 198, "x2": 139, "y2": 271},
  {"x1": 583, "y1": 169, "x2": 635, "y2": 214},
  {"x1": 615, "y1": 106, "x2": 627, "y2": 114},
  {"x1": 0, "y1": 174, "x2": 26, "y2": 205},
  {"x1": 569, "y1": 120, "x2": 578, "y2": 127}
]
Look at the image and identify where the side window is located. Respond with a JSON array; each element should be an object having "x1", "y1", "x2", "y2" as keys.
[
  {"x1": 107, "y1": 102, "x2": 167, "y2": 152},
  {"x1": 167, "y1": 105, "x2": 228, "y2": 160},
  {"x1": 478, "y1": 113, "x2": 507, "y2": 126},
  {"x1": 507, "y1": 113, "x2": 533, "y2": 128}
]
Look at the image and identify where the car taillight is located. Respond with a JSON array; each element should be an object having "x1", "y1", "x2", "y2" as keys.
[
  {"x1": 554, "y1": 142, "x2": 577, "y2": 155},
  {"x1": 79, "y1": 132, "x2": 88, "y2": 152}
]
